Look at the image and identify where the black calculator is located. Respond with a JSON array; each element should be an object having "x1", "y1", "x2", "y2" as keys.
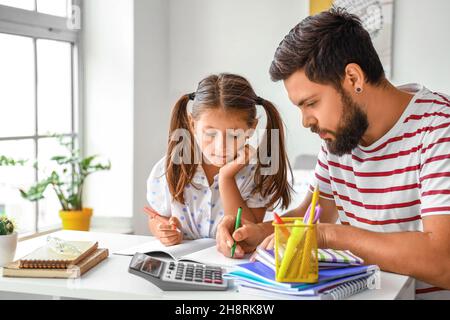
[{"x1": 128, "y1": 252, "x2": 229, "y2": 291}]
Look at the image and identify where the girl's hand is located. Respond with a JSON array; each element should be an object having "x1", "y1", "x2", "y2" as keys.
[
  {"x1": 155, "y1": 216, "x2": 183, "y2": 247},
  {"x1": 219, "y1": 145, "x2": 256, "y2": 179}
]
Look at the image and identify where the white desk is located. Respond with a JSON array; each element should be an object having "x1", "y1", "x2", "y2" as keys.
[{"x1": 0, "y1": 230, "x2": 415, "y2": 300}]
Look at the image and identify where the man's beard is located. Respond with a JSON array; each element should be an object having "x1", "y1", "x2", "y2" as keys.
[{"x1": 313, "y1": 90, "x2": 369, "y2": 156}]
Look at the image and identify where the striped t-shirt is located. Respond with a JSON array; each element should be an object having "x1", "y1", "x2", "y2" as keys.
[{"x1": 309, "y1": 83, "x2": 450, "y2": 300}]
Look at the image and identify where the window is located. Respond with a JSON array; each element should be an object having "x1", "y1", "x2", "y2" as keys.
[
  {"x1": 0, "y1": 0, "x2": 81, "y2": 234},
  {"x1": 0, "y1": 0, "x2": 72, "y2": 16}
]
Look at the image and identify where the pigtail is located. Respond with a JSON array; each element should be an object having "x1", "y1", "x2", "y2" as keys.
[
  {"x1": 254, "y1": 98, "x2": 293, "y2": 209},
  {"x1": 165, "y1": 94, "x2": 198, "y2": 204}
]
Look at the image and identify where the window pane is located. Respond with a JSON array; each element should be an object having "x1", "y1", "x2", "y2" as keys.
[
  {"x1": 0, "y1": 0, "x2": 34, "y2": 10},
  {"x1": 37, "y1": 39, "x2": 72, "y2": 135},
  {"x1": 37, "y1": 137, "x2": 75, "y2": 229},
  {"x1": 0, "y1": 33, "x2": 35, "y2": 138},
  {"x1": 37, "y1": 0, "x2": 69, "y2": 17},
  {"x1": 0, "y1": 140, "x2": 36, "y2": 233}
]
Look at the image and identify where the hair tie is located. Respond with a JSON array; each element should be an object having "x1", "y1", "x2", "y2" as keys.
[
  {"x1": 255, "y1": 96, "x2": 264, "y2": 105},
  {"x1": 188, "y1": 92, "x2": 196, "y2": 101}
]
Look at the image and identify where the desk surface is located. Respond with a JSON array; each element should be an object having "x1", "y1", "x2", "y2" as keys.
[{"x1": 0, "y1": 230, "x2": 414, "y2": 300}]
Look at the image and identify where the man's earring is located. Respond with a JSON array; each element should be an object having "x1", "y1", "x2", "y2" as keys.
[{"x1": 356, "y1": 87, "x2": 363, "y2": 94}]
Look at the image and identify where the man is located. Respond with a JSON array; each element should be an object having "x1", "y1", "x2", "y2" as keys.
[{"x1": 216, "y1": 8, "x2": 450, "y2": 299}]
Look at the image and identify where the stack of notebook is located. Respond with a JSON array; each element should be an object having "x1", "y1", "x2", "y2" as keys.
[
  {"x1": 2, "y1": 240, "x2": 109, "y2": 279},
  {"x1": 224, "y1": 248, "x2": 379, "y2": 300}
]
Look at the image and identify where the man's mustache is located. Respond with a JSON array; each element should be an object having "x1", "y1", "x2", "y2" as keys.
[
  {"x1": 310, "y1": 126, "x2": 331, "y2": 135},
  {"x1": 310, "y1": 126, "x2": 319, "y2": 134}
]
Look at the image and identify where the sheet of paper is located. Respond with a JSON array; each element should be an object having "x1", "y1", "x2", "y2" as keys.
[
  {"x1": 113, "y1": 238, "x2": 215, "y2": 260},
  {"x1": 182, "y1": 245, "x2": 251, "y2": 268}
]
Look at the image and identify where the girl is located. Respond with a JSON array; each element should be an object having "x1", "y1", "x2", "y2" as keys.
[{"x1": 146, "y1": 73, "x2": 293, "y2": 246}]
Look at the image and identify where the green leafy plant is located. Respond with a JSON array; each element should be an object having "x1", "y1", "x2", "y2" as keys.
[
  {"x1": 0, "y1": 216, "x2": 16, "y2": 236},
  {"x1": 18, "y1": 136, "x2": 111, "y2": 211},
  {"x1": 0, "y1": 155, "x2": 26, "y2": 166}
]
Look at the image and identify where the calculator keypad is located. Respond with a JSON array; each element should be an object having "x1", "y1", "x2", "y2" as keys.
[{"x1": 162, "y1": 262, "x2": 225, "y2": 287}]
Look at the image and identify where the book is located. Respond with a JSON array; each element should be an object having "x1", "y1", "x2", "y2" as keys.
[
  {"x1": 231, "y1": 269, "x2": 375, "y2": 295},
  {"x1": 18, "y1": 240, "x2": 99, "y2": 269},
  {"x1": 238, "y1": 274, "x2": 374, "y2": 300},
  {"x1": 224, "y1": 261, "x2": 379, "y2": 299},
  {"x1": 318, "y1": 248, "x2": 364, "y2": 264},
  {"x1": 3, "y1": 248, "x2": 109, "y2": 278},
  {"x1": 224, "y1": 261, "x2": 378, "y2": 290},
  {"x1": 113, "y1": 238, "x2": 250, "y2": 268}
]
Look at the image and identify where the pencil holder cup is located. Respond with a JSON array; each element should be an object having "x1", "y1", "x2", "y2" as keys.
[{"x1": 273, "y1": 217, "x2": 318, "y2": 283}]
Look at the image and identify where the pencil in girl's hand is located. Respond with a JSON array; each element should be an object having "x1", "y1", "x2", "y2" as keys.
[{"x1": 143, "y1": 206, "x2": 176, "y2": 230}]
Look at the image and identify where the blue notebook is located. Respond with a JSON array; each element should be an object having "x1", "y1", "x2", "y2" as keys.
[
  {"x1": 224, "y1": 261, "x2": 378, "y2": 290},
  {"x1": 236, "y1": 272, "x2": 375, "y2": 297}
]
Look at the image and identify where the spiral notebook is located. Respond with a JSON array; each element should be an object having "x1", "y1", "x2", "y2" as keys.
[
  {"x1": 238, "y1": 275, "x2": 374, "y2": 300},
  {"x1": 4, "y1": 248, "x2": 108, "y2": 278},
  {"x1": 225, "y1": 261, "x2": 379, "y2": 300},
  {"x1": 18, "y1": 241, "x2": 98, "y2": 269}
]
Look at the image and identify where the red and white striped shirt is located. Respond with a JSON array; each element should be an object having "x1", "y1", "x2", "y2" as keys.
[{"x1": 310, "y1": 84, "x2": 450, "y2": 300}]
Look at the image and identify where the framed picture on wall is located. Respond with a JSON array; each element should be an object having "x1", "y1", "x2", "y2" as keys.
[{"x1": 309, "y1": 0, "x2": 395, "y2": 79}]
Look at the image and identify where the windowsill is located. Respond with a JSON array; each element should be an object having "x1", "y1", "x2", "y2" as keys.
[{"x1": 18, "y1": 216, "x2": 133, "y2": 241}]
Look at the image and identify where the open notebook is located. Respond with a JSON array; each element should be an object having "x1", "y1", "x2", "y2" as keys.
[{"x1": 114, "y1": 238, "x2": 250, "y2": 268}]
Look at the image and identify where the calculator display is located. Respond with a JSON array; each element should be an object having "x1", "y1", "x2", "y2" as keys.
[{"x1": 141, "y1": 257, "x2": 163, "y2": 276}]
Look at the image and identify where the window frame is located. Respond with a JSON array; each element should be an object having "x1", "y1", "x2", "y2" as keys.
[{"x1": 0, "y1": 0, "x2": 83, "y2": 234}]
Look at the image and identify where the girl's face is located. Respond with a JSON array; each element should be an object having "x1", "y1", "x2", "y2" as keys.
[{"x1": 190, "y1": 108, "x2": 257, "y2": 167}]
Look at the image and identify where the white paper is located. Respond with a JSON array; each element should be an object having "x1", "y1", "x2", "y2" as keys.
[
  {"x1": 181, "y1": 246, "x2": 251, "y2": 268},
  {"x1": 113, "y1": 238, "x2": 216, "y2": 261}
]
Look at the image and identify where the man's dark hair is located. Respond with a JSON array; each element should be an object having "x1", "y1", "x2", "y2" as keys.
[{"x1": 269, "y1": 7, "x2": 385, "y2": 88}]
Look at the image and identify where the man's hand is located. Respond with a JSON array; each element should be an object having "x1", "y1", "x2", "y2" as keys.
[{"x1": 216, "y1": 215, "x2": 268, "y2": 258}]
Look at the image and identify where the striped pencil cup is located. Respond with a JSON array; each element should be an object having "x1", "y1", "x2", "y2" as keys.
[{"x1": 273, "y1": 217, "x2": 319, "y2": 283}]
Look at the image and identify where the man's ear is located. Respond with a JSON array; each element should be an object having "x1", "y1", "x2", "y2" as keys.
[{"x1": 343, "y1": 63, "x2": 365, "y2": 94}]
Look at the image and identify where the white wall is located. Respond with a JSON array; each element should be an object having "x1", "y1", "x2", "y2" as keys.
[
  {"x1": 82, "y1": 0, "x2": 134, "y2": 218},
  {"x1": 82, "y1": 0, "x2": 450, "y2": 235},
  {"x1": 391, "y1": 0, "x2": 450, "y2": 93},
  {"x1": 168, "y1": 0, "x2": 321, "y2": 161},
  {"x1": 133, "y1": 0, "x2": 170, "y2": 234}
]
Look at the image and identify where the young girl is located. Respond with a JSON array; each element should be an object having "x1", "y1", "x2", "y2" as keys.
[{"x1": 146, "y1": 73, "x2": 293, "y2": 246}]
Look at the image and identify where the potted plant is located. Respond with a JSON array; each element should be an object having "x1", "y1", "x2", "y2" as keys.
[
  {"x1": 19, "y1": 136, "x2": 111, "y2": 231},
  {"x1": 0, "y1": 215, "x2": 17, "y2": 267}
]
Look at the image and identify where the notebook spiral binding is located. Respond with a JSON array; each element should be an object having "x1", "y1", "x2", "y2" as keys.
[{"x1": 324, "y1": 275, "x2": 374, "y2": 300}]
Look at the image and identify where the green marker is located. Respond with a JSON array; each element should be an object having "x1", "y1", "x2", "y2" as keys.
[{"x1": 231, "y1": 207, "x2": 243, "y2": 258}]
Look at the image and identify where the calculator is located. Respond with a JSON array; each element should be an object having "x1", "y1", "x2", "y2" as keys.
[{"x1": 128, "y1": 252, "x2": 229, "y2": 291}]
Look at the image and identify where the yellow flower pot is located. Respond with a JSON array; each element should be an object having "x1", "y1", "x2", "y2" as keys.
[{"x1": 59, "y1": 208, "x2": 93, "y2": 231}]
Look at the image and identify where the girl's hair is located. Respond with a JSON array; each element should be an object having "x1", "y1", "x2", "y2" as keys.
[{"x1": 165, "y1": 73, "x2": 293, "y2": 209}]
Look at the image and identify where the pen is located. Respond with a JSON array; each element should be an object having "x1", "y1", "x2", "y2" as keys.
[
  {"x1": 285, "y1": 185, "x2": 321, "y2": 279},
  {"x1": 273, "y1": 212, "x2": 291, "y2": 238},
  {"x1": 307, "y1": 185, "x2": 320, "y2": 225},
  {"x1": 231, "y1": 207, "x2": 243, "y2": 258},
  {"x1": 297, "y1": 184, "x2": 320, "y2": 278}
]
